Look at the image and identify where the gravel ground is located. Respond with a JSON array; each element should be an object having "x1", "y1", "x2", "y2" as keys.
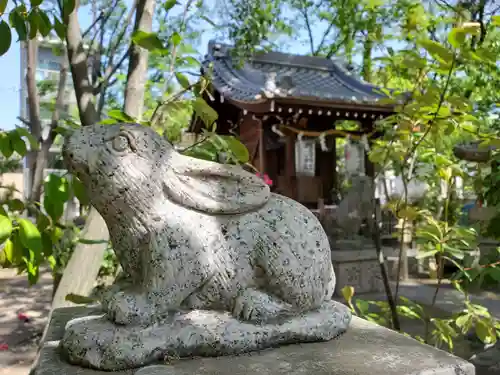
[{"x1": 0, "y1": 269, "x2": 52, "y2": 375}]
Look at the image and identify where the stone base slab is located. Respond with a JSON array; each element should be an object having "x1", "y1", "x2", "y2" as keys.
[
  {"x1": 58, "y1": 301, "x2": 351, "y2": 371},
  {"x1": 33, "y1": 306, "x2": 474, "y2": 375},
  {"x1": 331, "y1": 249, "x2": 385, "y2": 296}
]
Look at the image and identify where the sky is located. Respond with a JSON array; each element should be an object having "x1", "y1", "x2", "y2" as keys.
[{"x1": 0, "y1": 34, "x2": 23, "y2": 131}]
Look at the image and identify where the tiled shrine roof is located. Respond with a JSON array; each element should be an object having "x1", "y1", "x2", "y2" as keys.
[{"x1": 203, "y1": 40, "x2": 399, "y2": 109}]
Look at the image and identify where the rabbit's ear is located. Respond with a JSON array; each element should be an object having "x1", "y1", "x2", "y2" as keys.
[{"x1": 162, "y1": 153, "x2": 270, "y2": 214}]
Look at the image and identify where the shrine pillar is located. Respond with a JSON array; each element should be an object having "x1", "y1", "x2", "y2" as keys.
[{"x1": 285, "y1": 133, "x2": 296, "y2": 200}]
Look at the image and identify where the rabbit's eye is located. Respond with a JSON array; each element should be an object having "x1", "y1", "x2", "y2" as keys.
[
  {"x1": 111, "y1": 133, "x2": 130, "y2": 152},
  {"x1": 106, "y1": 130, "x2": 137, "y2": 154}
]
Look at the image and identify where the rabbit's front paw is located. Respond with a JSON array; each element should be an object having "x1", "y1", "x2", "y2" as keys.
[{"x1": 106, "y1": 290, "x2": 154, "y2": 326}]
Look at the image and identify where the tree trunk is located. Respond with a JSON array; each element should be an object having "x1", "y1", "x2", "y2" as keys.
[
  {"x1": 25, "y1": 39, "x2": 43, "y2": 201},
  {"x1": 123, "y1": 0, "x2": 156, "y2": 120}
]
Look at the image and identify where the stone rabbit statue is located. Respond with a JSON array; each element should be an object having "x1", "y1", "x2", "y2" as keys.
[{"x1": 60, "y1": 123, "x2": 350, "y2": 370}]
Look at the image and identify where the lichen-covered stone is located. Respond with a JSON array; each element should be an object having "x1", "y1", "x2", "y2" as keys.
[
  {"x1": 60, "y1": 123, "x2": 351, "y2": 370},
  {"x1": 60, "y1": 301, "x2": 351, "y2": 370}
]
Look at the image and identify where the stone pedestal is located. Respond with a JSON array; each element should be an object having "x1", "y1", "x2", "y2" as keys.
[
  {"x1": 32, "y1": 306, "x2": 474, "y2": 375},
  {"x1": 331, "y1": 248, "x2": 385, "y2": 296}
]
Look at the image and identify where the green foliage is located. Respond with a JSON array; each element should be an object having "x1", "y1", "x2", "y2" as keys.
[
  {"x1": 333, "y1": 4, "x2": 500, "y2": 354},
  {"x1": 131, "y1": 31, "x2": 166, "y2": 52},
  {"x1": 0, "y1": 19, "x2": 11, "y2": 56},
  {"x1": 0, "y1": 0, "x2": 71, "y2": 53}
]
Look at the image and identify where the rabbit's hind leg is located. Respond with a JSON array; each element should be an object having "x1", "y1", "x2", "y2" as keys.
[
  {"x1": 232, "y1": 287, "x2": 293, "y2": 323},
  {"x1": 105, "y1": 289, "x2": 160, "y2": 326}
]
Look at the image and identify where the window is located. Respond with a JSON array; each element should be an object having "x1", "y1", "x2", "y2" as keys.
[
  {"x1": 36, "y1": 69, "x2": 60, "y2": 82},
  {"x1": 38, "y1": 59, "x2": 61, "y2": 71}
]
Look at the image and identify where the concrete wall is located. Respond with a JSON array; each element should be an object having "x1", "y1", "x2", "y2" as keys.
[{"x1": 0, "y1": 172, "x2": 24, "y2": 200}]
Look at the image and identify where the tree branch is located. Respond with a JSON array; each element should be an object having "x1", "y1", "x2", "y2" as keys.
[
  {"x1": 64, "y1": 0, "x2": 98, "y2": 126},
  {"x1": 163, "y1": 0, "x2": 195, "y2": 92},
  {"x1": 314, "y1": 21, "x2": 336, "y2": 56},
  {"x1": 298, "y1": 3, "x2": 315, "y2": 55},
  {"x1": 94, "y1": 0, "x2": 138, "y2": 93},
  {"x1": 29, "y1": 52, "x2": 68, "y2": 202},
  {"x1": 123, "y1": 0, "x2": 156, "y2": 120},
  {"x1": 25, "y1": 39, "x2": 42, "y2": 140},
  {"x1": 82, "y1": 11, "x2": 104, "y2": 39},
  {"x1": 94, "y1": 48, "x2": 130, "y2": 94}
]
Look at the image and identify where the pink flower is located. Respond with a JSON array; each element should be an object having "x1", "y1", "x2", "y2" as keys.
[
  {"x1": 256, "y1": 173, "x2": 273, "y2": 187},
  {"x1": 17, "y1": 312, "x2": 30, "y2": 322}
]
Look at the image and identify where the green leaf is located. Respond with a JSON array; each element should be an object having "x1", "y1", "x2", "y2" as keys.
[
  {"x1": 53, "y1": 17, "x2": 65, "y2": 39},
  {"x1": 0, "y1": 20, "x2": 12, "y2": 57},
  {"x1": 30, "y1": 0, "x2": 43, "y2": 6},
  {"x1": 355, "y1": 299, "x2": 370, "y2": 314},
  {"x1": 15, "y1": 127, "x2": 39, "y2": 151},
  {"x1": 27, "y1": 264, "x2": 39, "y2": 285},
  {"x1": 341, "y1": 285, "x2": 355, "y2": 304},
  {"x1": 18, "y1": 218, "x2": 42, "y2": 254},
  {"x1": 44, "y1": 174, "x2": 69, "y2": 221},
  {"x1": 2, "y1": 238, "x2": 14, "y2": 262},
  {"x1": 131, "y1": 31, "x2": 164, "y2": 51},
  {"x1": 192, "y1": 97, "x2": 218, "y2": 128},
  {"x1": 170, "y1": 31, "x2": 181, "y2": 46},
  {"x1": 107, "y1": 109, "x2": 136, "y2": 122},
  {"x1": 28, "y1": 11, "x2": 39, "y2": 39},
  {"x1": 448, "y1": 25, "x2": 479, "y2": 48},
  {"x1": 50, "y1": 226, "x2": 63, "y2": 243},
  {"x1": 163, "y1": 0, "x2": 177, "y2": 11},
  {"x1": 9, "y1": 8, "x2": 27, "y2": 41},
  {"x1": 72, "y1": 177, "x2": 89, "y2": 205},
  {"x1": 0, "y1": 0, "x2": 7, "y2": 14},
  {"x1": 37, "y1": 10, "x2": 52, "y2": 37},
  {"x1": 397, "y1": 305, "x2": 422, "y2": 320},
  {"x1": 493, "y1": 15, "x2": 500, "y2": 27},
  {"x1": 455, "y1": 314, "x2": 472, "y2": 329},
  {"x1": 219, "y1": 135, "x2": 249, "y2": 164},
  {"x1": 10, "y1": 131, "x2": 27, "y2": 156},
  {"x1": 175, "y1": 72, "x2": 190, "y2": 89},
  {"x1": 36, "y1": 213, "x2": 50, "y2": 232},
  {"x1": 475, "y1": 319, "x2": 495, "y2": 344},
  {"x1": 65, "y1": 293, "x2": 97, "y2": 304},
  {"x1": 419, "y1": 39, "x2": 454, "y2": 64},
  {"x1": 416, "y1": 249, "x2": 438, "y2": 259},
  {"x1": 0, "y1": 215, "x2": 12, "y2": 244},
  {"x1": 487, "y1": 267, "x2": 500, "y2": 282},
  {"x1": 402, "y1": 55, "x2": 427, "y2": 69},
  {"x1": 98, "y1": 118, "x2": 119, "y2": 125},
  {"x1": 10, "y1": 233, "x2": 25, "y2": 265},
  {"x1": 62, "y1": 0, "x2": 76, "y2": 21},
  {"x1": 0, "y1": 132, "x2": 13, "y2": 158},
  {"x1": 178, "y1": 56, "x2": 200, "y2": 67}
]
